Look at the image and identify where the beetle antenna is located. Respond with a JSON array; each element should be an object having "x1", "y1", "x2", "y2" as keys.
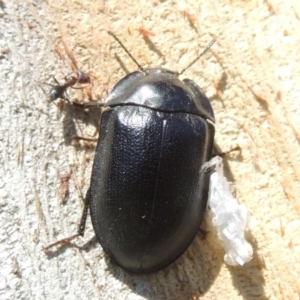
[
  {"x1": 177, "y1": 39, "x2": 216, "y2": 76},
  {"x1": 108, "y1": 31, "x2": 145, "y2": 73}
]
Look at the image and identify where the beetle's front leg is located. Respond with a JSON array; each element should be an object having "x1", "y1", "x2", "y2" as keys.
[{"x1": 71, "y1": 100, "x2": 104, "y2": 110}]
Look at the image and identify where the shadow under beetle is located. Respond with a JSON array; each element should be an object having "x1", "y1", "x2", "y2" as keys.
[{"x1": 45, "y1": 32, "x2": 216, "y2": 274}]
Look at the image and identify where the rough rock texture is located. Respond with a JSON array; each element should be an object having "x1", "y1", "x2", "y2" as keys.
[{"x1": 1, "y1": 1, "x2": 300, "y2": 299}]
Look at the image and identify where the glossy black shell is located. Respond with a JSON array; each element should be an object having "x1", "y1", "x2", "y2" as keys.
[{"x1": 89, "y1": 68, "x2": 215, "y2": 273}]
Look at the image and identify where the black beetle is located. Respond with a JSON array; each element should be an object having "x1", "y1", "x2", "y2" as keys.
[{"x1": 45, "y1": 32, "x2": 215, "y2": 274}]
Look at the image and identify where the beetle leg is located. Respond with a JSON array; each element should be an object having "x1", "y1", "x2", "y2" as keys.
[
  {"x1": 213, "y1": 145, "x2": 241, "y2": 157},
  {"x1": 43, "y1": 233, "x2": 81, "y2": 251},
  {"x1": 70, "y1": 85, "x2": 90, "y2": 90},
  {"x1": 72, "y1": 135, "x2": 98, "y2": 142},
  {"x1": 43, "y1": 189, "x2": 91, "y2": 251},
  {"x1": 76, "y1": 189, "x2": 90, "y2": 237},
  {"x1": 71, "y1": 100, "x2": 104, "y2": 109}
]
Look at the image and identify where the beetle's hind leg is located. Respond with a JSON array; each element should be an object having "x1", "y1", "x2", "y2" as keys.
[{"x1": 43, "y1": 189, "x2": 91, "y2": 251}]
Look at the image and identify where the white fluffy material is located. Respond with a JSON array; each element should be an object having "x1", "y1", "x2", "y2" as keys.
[{"x1": 203, "y1": 156, "x2": 253, "y2": 266}]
